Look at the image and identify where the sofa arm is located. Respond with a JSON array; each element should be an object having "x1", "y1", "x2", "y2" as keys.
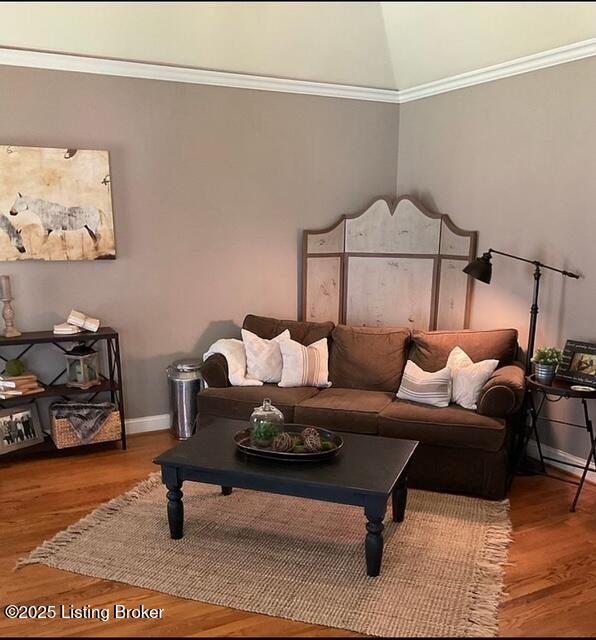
[
  {"x1": 201, "y1": 354, "x2": 230, "y2": 388},
  {"x1": 477, "y1": 362, "x2": 525, "y2": 418}
]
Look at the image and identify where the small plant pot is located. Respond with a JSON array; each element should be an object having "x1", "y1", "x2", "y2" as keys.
[{"x1": 534, "y1": 362, "x2": 557, "y2": 384}]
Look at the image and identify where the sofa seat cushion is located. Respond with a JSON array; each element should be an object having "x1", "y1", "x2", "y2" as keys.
[
  {"x1": 294, "y1": 388, "x2": 395, "y2": 435},
  {"x1": 198, "y1": 385, "x2": 319, "y2": 422},
  {"x1": 329, "y1": 325, "x2": 410, "y2": 392},
  {"x1": 378, "y1": 400, "x2": 505, "y2": 452}
]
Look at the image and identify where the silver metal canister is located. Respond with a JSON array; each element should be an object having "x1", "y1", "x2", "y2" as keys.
[{"x1": 167, "y1": 358, "x2": 203, "y2": 440}]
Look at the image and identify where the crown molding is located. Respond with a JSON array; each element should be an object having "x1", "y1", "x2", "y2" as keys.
[
  {"x1": 397, "y1": 38, "x2": 596, "y2": 103},
  {"x1": 1, "y1": 39, "x2": 595, "y2": 105},
  {"x1": 0, "y1": 47, "x2": 399, "y2": 103}
]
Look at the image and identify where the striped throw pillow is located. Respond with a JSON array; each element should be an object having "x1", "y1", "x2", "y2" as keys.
[
  {"x1": 396, "y1": 360, "x2": 452, "y2": 407},
  {"x1": 278, "y1": 338, "x2": 331, "y2": 388}
]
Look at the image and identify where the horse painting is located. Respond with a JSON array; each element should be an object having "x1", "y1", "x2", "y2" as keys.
[
  {"x1": 0, "y1": 145, "x2": 115, "y2": 260},
  {"x1": 0, "y1": 215, "x2": 25, "y2": 254},
  {"x1": 9, "y1": 194, "x2": 102, "y2": 244}
]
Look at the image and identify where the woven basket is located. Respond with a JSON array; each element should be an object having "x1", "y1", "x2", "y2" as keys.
[{"x1": 49, "y1": 407, "x2": 121, "y2": 449}]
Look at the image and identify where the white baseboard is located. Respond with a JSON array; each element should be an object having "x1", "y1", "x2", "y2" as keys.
[
  {"x1": 527, "y1": 439, "x2": 595, "y2": 484},
  {"x1": 126, "y1": 413, "x2": 170, "y2": 434}
]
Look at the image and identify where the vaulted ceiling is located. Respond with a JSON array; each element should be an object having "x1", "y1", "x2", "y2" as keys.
[{"x1": 0, "y1": 2, "x2": 594, "y2": 90}]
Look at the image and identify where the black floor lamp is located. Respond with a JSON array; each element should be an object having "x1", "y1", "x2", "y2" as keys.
[{"x1": 463, "y1": 248, "x2": 580, "y2": 373}]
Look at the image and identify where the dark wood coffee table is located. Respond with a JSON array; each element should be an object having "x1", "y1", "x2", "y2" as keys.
[{"x1": 154, "y1": 421, "x2": 418, "y2": 576}]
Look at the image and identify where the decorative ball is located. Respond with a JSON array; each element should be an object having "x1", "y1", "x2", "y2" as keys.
[
  {"x1": 272, "y1": 432, "x2": 293, "y2": 452},
  {"x1": 304, "y1": 433, "x2": 322, "y2": 452},
  {"x1": 301, "y1": 427, "x2": 320, "y2": 440}
]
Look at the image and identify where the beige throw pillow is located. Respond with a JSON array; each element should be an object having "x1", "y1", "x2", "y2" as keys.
[
  {"x1": 446, "y1": 346, "x2": 499, "y2": 410},
  {"x1": 242, "y1": 328, "x2": 290, "y2": 383},
  {"x1": 396, "y1": 360, "x2": 452, "y2": 408},
  {"x1": 278, "y1": 338, "x2": 331, "y2": 388}
]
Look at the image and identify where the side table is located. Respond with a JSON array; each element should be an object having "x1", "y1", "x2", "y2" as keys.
[{"x1": 525, "y1": 374, "x2": 596, "y2": 511}]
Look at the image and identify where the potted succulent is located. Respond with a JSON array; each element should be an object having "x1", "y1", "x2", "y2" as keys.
[{"x1": 532, "y1": 347, "x2": 563, "y2": 384}]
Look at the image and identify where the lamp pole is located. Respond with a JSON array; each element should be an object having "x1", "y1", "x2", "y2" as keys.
[{"x1": 526, "y1": 264, "x2": 541, "y2": 375}]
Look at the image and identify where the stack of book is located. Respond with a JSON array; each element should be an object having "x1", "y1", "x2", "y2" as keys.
[
  {"x1": 53, "y1": 310, "x2": 100, "y2": 335},
  {"x1": 53, "y1": 322, "x2": 81, "y2": 336},
  {"x1": 0, "y1": 373, "x2": 44, "y2": 399}
]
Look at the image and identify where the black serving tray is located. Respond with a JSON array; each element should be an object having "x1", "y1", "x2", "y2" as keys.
[{"x1": 234, "y1": 424, "x2": 343, "y2": 462}]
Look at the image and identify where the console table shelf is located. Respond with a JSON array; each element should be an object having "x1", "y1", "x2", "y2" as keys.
[
  {"x1": 0, "y1": 327, "x2": 126, "y2": 452},
  {"x1": 0, "y1": 380, "x2": 119, "y2": 405},
  {"x1": 0, "y1": 326, "x2": 118, "y2": 347}
]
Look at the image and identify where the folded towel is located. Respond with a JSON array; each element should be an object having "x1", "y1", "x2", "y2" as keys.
[{"x1": 203, "y1": 338, "x2": 262, "y2": 386}]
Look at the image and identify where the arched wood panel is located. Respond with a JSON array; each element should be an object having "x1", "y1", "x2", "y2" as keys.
[{"x1": 302, "y1": 196, "x2": 477, "y2": 329}]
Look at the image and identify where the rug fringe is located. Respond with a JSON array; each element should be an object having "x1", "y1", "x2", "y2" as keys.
[
  {"x1": 464, "y1": 498, "x2": 512, "y2": 637},
  {"x1": 16, "y1": 472, "x2": 162, "y2": 570}
]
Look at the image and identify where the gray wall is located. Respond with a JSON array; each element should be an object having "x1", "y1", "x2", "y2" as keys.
[
  {"x1": 0, "y1": 65, "x2": 399, "y2": 417},
  {"x1": 397, "y1": 57, "x2": 596, "y2": 459}
]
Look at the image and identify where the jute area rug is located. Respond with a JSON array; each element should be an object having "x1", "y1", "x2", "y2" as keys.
[{"x1": 19, "y1": 474, "x2": 511, "y2": 637}]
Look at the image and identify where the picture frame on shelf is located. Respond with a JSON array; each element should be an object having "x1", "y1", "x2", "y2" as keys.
[
  {"x1": 0, "y1": 403, "x2": 43, "y2": 455},
  {"x1": 556, "y1": 339, "x2": 596, "y2": 386}
]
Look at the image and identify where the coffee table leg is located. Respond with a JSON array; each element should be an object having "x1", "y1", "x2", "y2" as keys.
[
  {"x1": 364, "y1": 500, "x2": 386, "y2": 577},
  {"x1": 392, "y1": 474, "x2": 408, "y2": 523},
  {"x1": 166, "y1": 483, "x2": 184, "y2": 539},
  {"x1": 221, "y1": 486, "x2": 233, "y2": 496}
]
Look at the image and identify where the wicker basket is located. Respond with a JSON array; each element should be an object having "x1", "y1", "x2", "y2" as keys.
[{"x1": 49, "y1": 405, "x2": 121, "y2": 449}]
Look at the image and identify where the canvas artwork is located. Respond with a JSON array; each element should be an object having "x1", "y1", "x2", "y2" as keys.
[{"x1": 0, "y1": 145, "x2": 115, "y2": 260}]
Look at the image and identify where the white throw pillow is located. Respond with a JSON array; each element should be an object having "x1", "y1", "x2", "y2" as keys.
[
  {"x1": 446, "y1": 346, "x2": 499, "y2": 410},
  {"x1": 446, "y1": 345, "x2": 474, "y2": 373},
  {"x1": 278, "y1": 337, "x2": 331, "y2": 388},
  {"x1": 241, "y1": 328, "x2": 290, "y2": 383},
  {"x1": 396, "y1": 360, "x2": 452, "y2": 408}
]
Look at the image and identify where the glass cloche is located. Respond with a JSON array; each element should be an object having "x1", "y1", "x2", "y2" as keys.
[{"x1": 250, "y1": 398, "x2": 284, "y2": 447}]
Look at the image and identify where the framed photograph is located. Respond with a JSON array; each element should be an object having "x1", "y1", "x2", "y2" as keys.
[
  {"x1": 557, "y1": 340, "x2": 596, "y2": 386},
  {"x1": 0, "y1": 404, "x2": 43, "y2": 455}
]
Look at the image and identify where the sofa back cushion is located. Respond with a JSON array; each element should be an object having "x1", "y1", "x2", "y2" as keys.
[
  {"x1": 329, "y1": 325, "x2": 410, "y2": 392},
  {"x1": 243, "y1": 314, "x2": 334, "y2": 346},
  {"x1": 409, "y1": 328, "x2": 518, "y2": 371}
]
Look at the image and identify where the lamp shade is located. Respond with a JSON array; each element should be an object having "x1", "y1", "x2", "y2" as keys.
[{"x1": 463, "y1": 252, "x2": 493, "y2": 284}]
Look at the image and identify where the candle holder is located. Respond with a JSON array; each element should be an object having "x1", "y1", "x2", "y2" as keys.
[{"x1": 1, "y1": 297, "x2": 21, "y2": 338}]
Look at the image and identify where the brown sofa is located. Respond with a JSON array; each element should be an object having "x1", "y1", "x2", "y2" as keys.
[{"x1": 198, "y1": 314, "x2": 525, "y2": 499}]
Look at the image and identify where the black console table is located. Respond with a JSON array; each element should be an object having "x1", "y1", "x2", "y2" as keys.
[
  {"x1": 0, "y1": 327, "x2": 126, "y2": 450},
  {"x1": 525, "y1": 374, "x2": 596, "y2": 511}
]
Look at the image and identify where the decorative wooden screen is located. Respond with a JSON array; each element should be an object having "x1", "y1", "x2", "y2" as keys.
[{"x1": 302, "y1": 196, "x2": 477, "y2": 329}]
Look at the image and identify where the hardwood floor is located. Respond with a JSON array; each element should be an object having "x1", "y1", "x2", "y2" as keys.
[{"x1": 1, "y1": 430, "x2": 594, "y2": 637}]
